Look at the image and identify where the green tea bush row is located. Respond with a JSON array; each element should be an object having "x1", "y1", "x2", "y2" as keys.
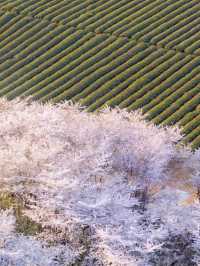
[
  {"x1": 144, "y1": 67, "x2": 200, "y2": 115},
  {"x1": 152, "y1": 87, "x2": 199, "y2": 125}
]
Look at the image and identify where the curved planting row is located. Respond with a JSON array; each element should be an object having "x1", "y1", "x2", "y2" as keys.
[
  {"x1": 1, "y1": 0, "x2": 200, "y2": 55},
  {"x1": 0, "y1": 9, "x2": 199, "y2": 148}
]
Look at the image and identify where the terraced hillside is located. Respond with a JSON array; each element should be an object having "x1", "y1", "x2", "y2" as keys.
[{"x1": 0, "y1": 0, "x2": 199, "y2": 149}]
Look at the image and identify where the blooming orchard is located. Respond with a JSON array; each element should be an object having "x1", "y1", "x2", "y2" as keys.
[{"x1": 0, "y1": 98, "x2": 199, "y2": 265}]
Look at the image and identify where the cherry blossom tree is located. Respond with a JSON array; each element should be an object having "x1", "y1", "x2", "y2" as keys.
[{"x1": 0, "y1": 98, "x2": 199, "y2": 265}]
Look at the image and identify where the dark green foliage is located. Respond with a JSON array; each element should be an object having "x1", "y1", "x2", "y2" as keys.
[{"x1": 0, "y1": 0, "x2": 200, "y2": 148}]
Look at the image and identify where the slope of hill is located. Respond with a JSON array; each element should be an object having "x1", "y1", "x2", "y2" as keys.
[{"x1": 0, "y1": 0, "x2": 199, "y2": 148}]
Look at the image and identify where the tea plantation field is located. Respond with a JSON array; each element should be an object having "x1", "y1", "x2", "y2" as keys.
[{"x1": 0, "y1": 0, "x2": 199, "y2": 148}]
